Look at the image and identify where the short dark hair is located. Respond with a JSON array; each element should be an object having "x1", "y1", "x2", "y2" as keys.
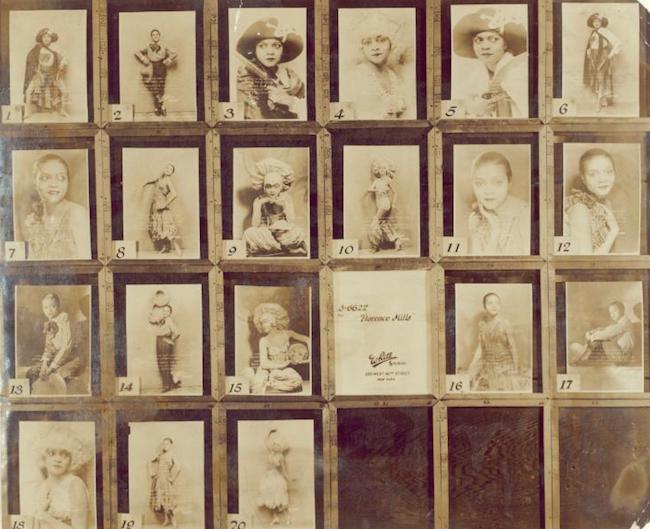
[
  {"x1": 482, "y1": 292, "x2": 500, "y2": 308},
  {"x1": 33, "y1": 153, "x2": 70, "y2": 180},
  {"x1": 608, "y1": 301, "x2": 625, "y2": 316},
  {"x1": 151, "y1": 29, "x2": 161, "y2": 36},
  {"x1": 163, "y1": 437, "x2": 173, "y2": 444},
  {"x1": 472, "y1": 151, "x2": 513, "y2": 182},
  {"x1": 579, "y1": 148, "x2": 615, "y2": 176},
  {"x1": 43, "y1": 293, "x2": 61, "y2": 308}
]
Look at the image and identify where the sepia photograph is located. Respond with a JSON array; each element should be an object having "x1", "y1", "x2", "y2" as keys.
[
  {"x1": 337, "y1": 407, "x2": 434, "y2": 529},
  {"x1": 231, "y1": 147, "x2": 310, "y2": 258},
  {"x1": 18, "y1": 420, "x2": 97, "y2": 529},
  {"x1": 121, "y1": 147, "x2": 200, "y2": 259},
  {"x1": 233, "y1": 284, "x2": 312, "y2": 396},
  {"x1": 454, "y1": 283, "x2": 533, "y2": 393},
  {"x1": 337, "y1": 8, "x2": 417, "y2": 120},
  {"x1": 237, "y1": 419, "x2": 315, "y2": 529},
  {"x1": 118, "y1": 11, "x2": 198, "y2": 120},
  {"x1": 125, "y1": 283, "x2": 203, "y2": 395},
  {"x1": 334, "y1": 270, "x2": 431, "y2": 396},
  {"x1": 452, "y1": 143, "x2": 531, "y2": 256},
  {"x1": 12, "y1": 149, "x2": 91, "y2": 260},
  {"x1": 228, "y1": 8, "x2": 308, "y2": 120},
  {"x1": 14, "y1": 284, "x2": 92, "y2": 396},
  {"x1": 561, "y1": 143, "x2": 641, "y2": 255},
  {"x1": 560, "y1": 3, "x2": 640, "y2": 117},
  {"x1": 8, "y1": 9, "x2": 88, "y2": 122},
  {"x1": 559, "y1": 407, "x2": 650, "y2": 529},
  {"x1": 448, "y1": 407, "x2": 544, "y2": 529},
  {"x1": 342, "y1": 145, "x2": 420, "y2": 257},
  {"x1": 565, "y1": 281, "x2": 644, "y2": 392},
  {"x1": 126, "y1": 421, "x2": 205, "y2": 529},
  {"x1": 450, "y1": 4, "x2": 530, "y2": 118}
]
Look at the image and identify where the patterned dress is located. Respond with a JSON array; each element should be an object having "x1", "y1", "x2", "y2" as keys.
[{"x1": 473, "y1": 316, "x2": 517, "y2": 392}]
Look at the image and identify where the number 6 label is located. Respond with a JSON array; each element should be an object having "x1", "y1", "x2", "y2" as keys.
[{"x1": 332, "y1": 239, "x2": 359, "y2": 258}]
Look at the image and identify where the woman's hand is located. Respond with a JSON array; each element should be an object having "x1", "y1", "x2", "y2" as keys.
[
  {"x1": 464, "y1": 95, "x2": 493, "y2": 117},
  {"x1": 268, "y1": 86, "x2": 296, "y2": 108}
]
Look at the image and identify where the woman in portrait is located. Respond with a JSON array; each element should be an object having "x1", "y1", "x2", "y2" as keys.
[
  {"x1": 583, "y1": 13, "x2": 621, "y2": 113},
  {"x1": 24, "y1": 28, "x2": 68, "y2": 118},
  {"x1": 21, "y1": 153, "x2": 91, "y2": 260},
  {"x1": 148, "y1": 437, "x2": 181, "y2": 528},
  {"x1": 142, "y1": 163, "x2": 183, "y2": 256},
  {"x1": 452, "y1": 8, "x2": 529, "y2": 118},
  {"x1": 235, "y1": 17, "x2": 305, "y2": 119},
  {"x1": 135, "y1": 29, "x2": 177, "y2": 117},
  {"x1": 148, "y1": 290, "x2": 181, "y2": 393},
  {"x1": 30, "y1": 426, "x2": 92, "y2": 529}
]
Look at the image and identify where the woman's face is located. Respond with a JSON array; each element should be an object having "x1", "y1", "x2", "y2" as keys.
[
  {"x1": 151, "y1": 30, "x2": 161, "y2": 43},
  {"x1": 42, "y1": 297, "x2": 59, "y2": 319},
  {"x1": 484, "y1": 294, "x2": 501, "y2": 316},
  {"x1": 164, "y1": 164, "x2": 174, "y2": 176},
  {"x1": 472, "y1": 30, "x2": 507, "y2": 68},
  {"x1": 609, "y1": 304, "x2": 622, "y2": 322},
  {"x1": 255, "y1": 38, "x2": 283, "y2": 68},
  {"x1": 361, "y1": 34, "x2": 391, "y2": 65},
  {"x1": 259, "y1": 313, "x2": 276, "y2": 334},
  {"x1": 161, "y1": 439, "x2": 172, "y2": 452},
  {"x1": 581, "y1": 155, "x2": 616, "y2": 199},
  {"x1": 472, "y1": 161, "x2": 510, "y2": 211},
  {"x1": 35, "y1": 159, "x2": 69, "y2": 206},
  {"x1": 41, "y1": 32, "x2": 52, "y2": 46},
  {"x1": 263, "y1": 172, "x2": 283, "y2": 199},
  {"x1": 44, "y1": 448, "x2": 71, "y2": 477},
  {"x1": 592, "y1": 17, "x2": 602, "y2": 29}
]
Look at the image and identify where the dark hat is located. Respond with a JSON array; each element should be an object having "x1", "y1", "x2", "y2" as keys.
[
  {"x1": 453, "y1": 8, "x2": 527, "y2": 58},
  {"x1": 587, "y1": 13, "x2": 609, "y2": 28},
  {"x1": 35, "y1": 28, "x2": 58, "y2": 44},
  {"x1": 236, "y1": 17, "x2": 303, "y2": 63}
]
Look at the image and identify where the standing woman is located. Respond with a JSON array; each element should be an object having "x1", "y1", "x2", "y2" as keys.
[
  {"x1": 135, "y1": 29, "x2": 177, "y2": 116},
  {"x1": 583, "y1": 13, "x2": 621, "y2": 112},
  {"x1": 452, "y1": 8, "x2": 529, "y2": 118},
  {"x1": 148, "y1": 438, "x2": 181, "y2": 528},
  {"x1": 24, "y1": 28, "x2": 68, "y2": 118},
  {"x1": 142, "y1": 163, "x2": 182, "y2": 256}
]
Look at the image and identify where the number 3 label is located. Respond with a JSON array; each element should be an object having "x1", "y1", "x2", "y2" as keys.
[{"x1": 219, "y1": 102, "x2": 243, "y2": 121}]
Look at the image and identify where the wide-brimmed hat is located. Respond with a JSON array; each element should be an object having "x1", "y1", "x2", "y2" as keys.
[
  {"x1": 236, "y1": 17, "x2": 303, "y2": 63},
  {"x1": 453, "y1": 8, "x2": 528, "y2": 58},
  {"x1": 36, "y1": 28, "x2": 58, "y2": 44}
]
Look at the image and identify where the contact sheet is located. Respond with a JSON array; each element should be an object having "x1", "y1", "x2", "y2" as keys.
[{"x1": 1, "y1": 0, "x2": 649, "y2": 529}]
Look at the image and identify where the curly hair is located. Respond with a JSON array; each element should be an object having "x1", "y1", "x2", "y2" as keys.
[
  {"x1": 253, "y1": 302, "x2": 290, "y2": 333},
  {"x1": 36, "y1": 426, "x2": 93, "y2": 477},
  {"x1": 249, "y1": 158, "x2": 295, "y2": 191},
  {"x1": 370, "y1": 158, "x2": 397, "y2": 180},
  {"x1": 355, "y1": 11, "x2": 411, "y2": 67}
]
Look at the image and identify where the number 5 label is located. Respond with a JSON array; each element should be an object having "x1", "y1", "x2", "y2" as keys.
[{"x1": 332, "y1": 239, "x2": 359, "y2": 258}]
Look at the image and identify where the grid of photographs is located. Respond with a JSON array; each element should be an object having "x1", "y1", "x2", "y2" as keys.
[{"x1": 1, "y1": 1, "x2": 649, "y2": 529}]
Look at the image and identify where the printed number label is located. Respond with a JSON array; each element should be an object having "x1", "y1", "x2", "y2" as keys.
[
  {"x1": 446, "y1": 374, "x2": 469, "y2": 394},
  {"x1": 441, "y1": 100, "x2": 461, "y2": 119},
  {"x1": 553, "y1": 99, "x2": 575, "y2": 117},
  {"x1": 10, "y1": 516, "x2": 31, "y2": 529},
  {"x1": 228, "y1": 514, "x2": 251, "y2": 529},
  {"x1": 225, "y1": 376, "x2": 249, "y2": 395},
  {"x1": 554, "y1": 237, "x2": 574, "y2": 255},
  {"x1": 223, "y1": 240, "x2": 246, "y2": 259},
  {"x1": 110, "y1": 104, "x2": 134, "y2": 122},
  {"x1": 5, "y1": 241, "x2": 26, "y2": 261},
  {"x1": 557, "y1": 374, "x2": 580, "y2": 392},
  {"x1": 9, "y1": 379, "x2": 30, "y2": 397},
  {"x1": 219, "y1": 102, "x2": 243, "y2": 120},
  {"x1": 2, "y1": 105, "x2": 24, "y2": 123},
  {"x1": 332, "y1": 239, "x2": 359, "y2": 258},
  {"x1": 117, "y1": 514, "x2": 142, "y2": 529},
  {"x1": 442, "y1": 237, "x2": 467, "y2": 256},
  {"x1": 330, "y1": 102, "x2": 353, "y2": 121},
  {"x1": 113, "y1": 240, "x2": 137, "y2": 260},
  {"x1": 116, "y1": 377, "x2": 140, "y2": 396}
]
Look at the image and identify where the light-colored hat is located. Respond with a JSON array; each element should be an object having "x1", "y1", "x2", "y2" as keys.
[
  {"x1": 250, "y1": 158, "x2": 295, "y2": 191},
  {"x1": 453, "y1": 8, "x2": 528, "y2": 58},
  {"x1": 36, "y1": 425, "x2": 93, "y2": 473}
]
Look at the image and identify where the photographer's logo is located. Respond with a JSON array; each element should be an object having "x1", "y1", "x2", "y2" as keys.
[{"x1": 369, "y1": 351, "x2": 398, "y2": 368}]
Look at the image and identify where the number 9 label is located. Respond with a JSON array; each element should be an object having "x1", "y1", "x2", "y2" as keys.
[{"x1": 222, "y1": 240, "x2": 246, "y2": 259}]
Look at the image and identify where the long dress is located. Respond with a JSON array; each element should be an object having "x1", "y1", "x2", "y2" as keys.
[
  {"x1": 583, "y1": 27, "x2": 620, "y2": 104},
  {"x1": 24, "y1": 44, "x2": 66, "y2": 111},
  {"x1": 473, "y1": 316, "x2": 516, "y2": 391},
  {"x1": 149, "y1": 451, "x2": 180, "y2": 514},
  {"x1": 148, "y1": 177, "x2": 178, "y2": 250},
  {"x1": 258, "y1": 450, "x2": 289, "y2": 512}
]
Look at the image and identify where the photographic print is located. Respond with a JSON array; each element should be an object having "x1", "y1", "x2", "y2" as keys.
[
  {"x1": 228, "y1": 8, "x2": 308, "y2": 120},
  {"x1": 559, "y1": 407, "x2": 650, "y2": 529},
  {"x1": 118, "y1": 11, "x2": 198, "y2": 120},
  {"x1": 448, "y1": 407, "x2": 544, "y2": 529},
  {"x1": 334, "y1": 270, "x2": 432, "y2": 396},
  {"x1": 121, "y1": 147, "x2": 200, "y2": 259},
  {"x1": 337, "y1": 407, "x2": 434, "y2": 529},
  {"x1": 234, "y1": 284, "x2": 312, "y2": 396},
  {"x1": 237, "y1": 419, "x2": 315, "y2": 529},
  {"x1": 342, "y1": 145, "x2": 420, "y2": 257},
  {"x1": 12, "y1": 149, "x2": 91, "y2": 260},
  {"x1": 8, "y1": 10, "x2": 88, "y2": 122},
  {"x1": 14, "y1": 285, "x2": 91, "y2": 396},
  {"x1": 452, "y1": 143, "x2": 531, "y2": 256},
  {"x1": 127, "y1": 421, "x2": 205, "y2": 529},
  {"x1": 232, "y1": 147, "x2": 310, "y2": 258},
  {"x1": 454, "y1": 283, "x2": 533, "y2": 393},
  {"x1": 337, "y1": 8, "x2": 417, "y2": 120},
  {"x1": 450, "y1": 4, "x2": 530, "y2": 118},
  {"x1": 18, "y1": 420, "x2": 97, "y2": 529},
  {"x1": 125, "y1": 284, "x2": 203, "y2": 395},
  {"x1": 560, "y1": 3, "x2": 640, "y2": 117},
  {"x1": 561, "y1": 143, "x2": 641, "y2": 255},
  {"x1": 565, "y1": 281, "x2": 644, "y2": 392}
]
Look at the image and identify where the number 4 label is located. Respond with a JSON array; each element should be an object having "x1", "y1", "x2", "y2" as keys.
[
  {"x1": 332, "y1": 239, "x2": 359, "y2": 258},
  {"x1": 226, "y1": 376, "x2": 250, "y2": 395},
  {"x1": 228, "y1": 514, "x2": 251, "y2": 529},
  {"x1": 10, "y1": 515, "x2": 32, "y2": 529},
  {"x1": 330, "y1": 102, "x2": 353, "y2": 121},
  {"x1": 446, "y1": 374, "x2": 469, "y2": 394},
  {"x1": 557, "y1": 374, "x2": 580, "y2": 392},
  {"x1": 118, "y1": 513, "x2": 142, "y2": 529}
]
